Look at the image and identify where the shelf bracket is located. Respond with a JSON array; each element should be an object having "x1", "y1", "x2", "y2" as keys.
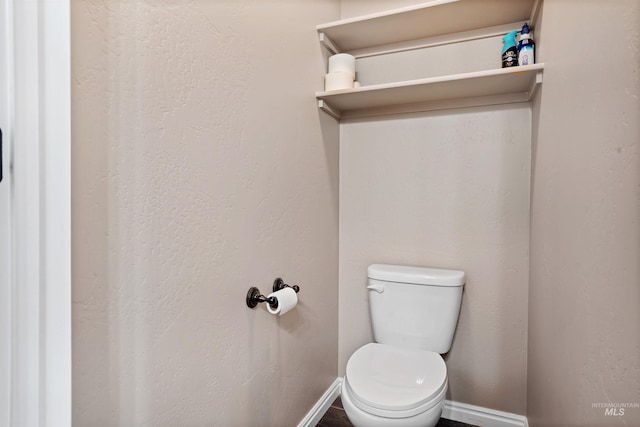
[
  {"x1": 528, "y1": 71, "x2": 544, "y2": 101},
  {"x1": 318, "y1": 32, "x2": 341, "y2": 55},
  {"x1": 317, "y1": 99, "x2": 342, "y2": 120}
]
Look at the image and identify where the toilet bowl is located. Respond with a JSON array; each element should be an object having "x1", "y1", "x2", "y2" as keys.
[
  {"x1": 341, "y1": 265, "x2": 465, "y2": 427},
  {"x1": 341, "y1": 343, "x2": 447, "y2": 427}
]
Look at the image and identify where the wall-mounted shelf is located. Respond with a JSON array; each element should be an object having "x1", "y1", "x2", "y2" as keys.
[
  {"x1": 317, "y1": 0, "x2": 540, "y2": 55},
  {"x1": 316, "y1": 64, "x2": 544, "y2": 120},
  {"x1": 315, "y1": 0, "x2": 543, "y2": 119}
]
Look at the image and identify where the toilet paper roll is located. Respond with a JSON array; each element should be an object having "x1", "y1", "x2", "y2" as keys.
[
  {"x1": 266, "y1": 288, "x2": 298, "y2": 316},
  {"x1": 328, "y1": 53, "x2": 356, "y2": 78},
  {"x1": 325, "y1": 72, "x2": 354, "y2": 91}
]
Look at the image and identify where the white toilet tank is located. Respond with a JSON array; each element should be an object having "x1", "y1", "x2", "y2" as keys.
[{"x1": 367, "y1": 264, "x2": 465, "y2": 354}]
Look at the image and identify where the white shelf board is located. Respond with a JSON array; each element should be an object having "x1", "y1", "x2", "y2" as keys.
[
  {"x1": 317, "y1": 0, "x2": 537, "y2": 53},
  {"x1": 316, "y1": 64, "x2": 544, "y2": 119}
]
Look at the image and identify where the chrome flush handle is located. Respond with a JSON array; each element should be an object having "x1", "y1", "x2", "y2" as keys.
[{"x1": 366, "y1": 284, "x2": 384, "y2": 293}]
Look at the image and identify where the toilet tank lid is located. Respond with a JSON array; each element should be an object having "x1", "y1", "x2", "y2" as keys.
[{"x1": 368, "y1": 264, "x2": 465, "y2": 287}]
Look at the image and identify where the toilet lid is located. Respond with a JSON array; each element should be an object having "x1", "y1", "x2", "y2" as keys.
[{"x1": 346, "y1": 343, "x2": 447, "y2": 413}]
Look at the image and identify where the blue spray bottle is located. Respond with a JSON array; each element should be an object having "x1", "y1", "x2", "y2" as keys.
[
  {"x1": 501, "y1": 31, "x2": 519, "y2": 68},
  {"x1": 518, "y1": 23, "x2": 535, "y2": 66}
]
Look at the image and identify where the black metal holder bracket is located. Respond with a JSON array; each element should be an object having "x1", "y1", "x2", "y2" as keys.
[
  {"x1": 246, "y1": 287, "x2": 277, "y2": 309},
  {"x1": 272, "y1": 277, "x2": 300, "y2": 294},
  {"x1": 246, "y1": 278, "x2": 300, "y2": 309}
]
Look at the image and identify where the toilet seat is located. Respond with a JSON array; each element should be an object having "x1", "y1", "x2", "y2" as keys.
[{"x1": 345, "y1": 343, "x2": 447, "y2": 419}]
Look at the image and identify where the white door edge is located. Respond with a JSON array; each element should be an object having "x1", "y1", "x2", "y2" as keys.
[
  {"x1": 5, "y1": 0, "x2": 71, "y2": 425},
  {"x1": 0, "y1": 0, "x2": 13, "y2": 424}
]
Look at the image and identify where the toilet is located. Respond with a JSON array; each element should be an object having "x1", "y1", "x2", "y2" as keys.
[{"x1": 341, "y1": 264, "x2": 465, "y2": 427}]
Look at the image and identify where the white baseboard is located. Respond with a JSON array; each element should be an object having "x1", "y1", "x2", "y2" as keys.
[
  {"x1": 443, "y1": 400, "x2": 528, "y2": 427},
  {"x1": 298, "y1": 377, "x2": 528, "y2": 427},
  {"x1": 297, "y1": 378, "x2": 342, "y2": 427}
]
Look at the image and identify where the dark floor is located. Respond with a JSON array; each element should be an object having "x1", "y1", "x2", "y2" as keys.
[{"x1": 317, "y1": 397, "x2": 477, "y2": 427}]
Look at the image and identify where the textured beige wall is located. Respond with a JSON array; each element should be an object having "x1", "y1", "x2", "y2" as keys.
[
  {"x1": 528, "y1": 1, "x2": 640, "y2": 426},
  {"x1": 339, "y1": 105, "x2": 532, "y2": 414},
  {"x1": 71, "y1": 1, "x2": 340, "y2": 426},
  {"x1": 356, "y1": 35, "x2": 504, "y2": 85},
  {"x1": 341, "y1": 0, "x2": 423, "y2": 18}
]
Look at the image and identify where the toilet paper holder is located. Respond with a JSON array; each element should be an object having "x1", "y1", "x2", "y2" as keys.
[{"x1": 246, "y1": 277, "x2": 300, "y2": 309}]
